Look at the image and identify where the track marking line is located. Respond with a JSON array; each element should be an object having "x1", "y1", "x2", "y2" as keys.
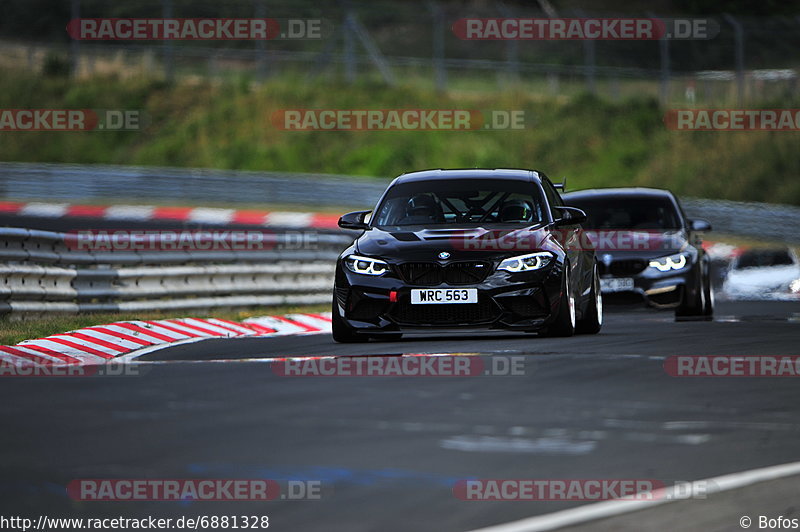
[
  {"x1": 466, "y1": 460, "x2": 800, "y2": 532},
  {"x1": 115, "y1": 337, "x2": 210, "y2": 361}
]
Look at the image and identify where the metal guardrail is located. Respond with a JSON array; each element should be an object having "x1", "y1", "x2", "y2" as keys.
[
  {"x1": 0, "y1": 226, "x2": 353, "y2": 316},
  {"x1": 0, "y1": 226, "x2": 351, "y2": 264},
  {"x1": 0, "y1": 162, "x2": 389, "y2": 209},
  {"x1": 2, "y1": 163, "x2": 799, "y2": 243},
  {"x1": 681, "y1": 198, "x2": 800, "y2": 244}
]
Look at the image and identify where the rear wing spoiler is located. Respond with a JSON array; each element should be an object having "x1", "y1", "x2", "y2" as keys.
[{"x1": 553, "y1": 177, "x2": 567, "y2": 191}]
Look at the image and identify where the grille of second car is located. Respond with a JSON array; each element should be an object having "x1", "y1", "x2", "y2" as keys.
[{"x1": 599, "y1": 259, "x2": 647, "y2": 276}]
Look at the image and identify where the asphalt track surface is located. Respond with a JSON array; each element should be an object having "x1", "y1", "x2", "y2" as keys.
[{"x1": 2, "y1": 300, "x2": 800, "y2": 532}]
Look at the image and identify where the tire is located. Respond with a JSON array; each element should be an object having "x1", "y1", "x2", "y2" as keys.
[
  {"x1": 331, "y1": 297, "x2": 368, "y2": 343},
  {"x1": 576, "y1": 264, "x2": 603, "y2": 334},
  {"x1": 542, "y1": 268, "x2": 576, "y2": 337},
  {"x1": 675, "y1": 276, "x2": 705, "y2": 318},
  {"x1": 703, "y1": 271, "x2": 714, "y2": 317}
]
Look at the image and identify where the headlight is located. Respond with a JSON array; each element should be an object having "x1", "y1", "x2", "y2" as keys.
[
  {"x1": 648, "y1": 252, "x2": 690, "y2": 272},
  {"x1": 344, "y1": 255, "x2": 389, "y2": 276},
  {"x1": 498, "y1": 251, "x2": 554, "y2": 272}
]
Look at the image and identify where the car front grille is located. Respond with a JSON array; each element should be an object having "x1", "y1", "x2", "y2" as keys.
[
  {"x1": 397, "y1": 262, "x2": 444, "y2": 285},
  {"x1": 445, "y1": 261, "x2": 491, "y2": 284},
  {"x1": 599, "y1": 259, "x2": 647, "y2": 276},
  {"x1": 396, "y1": 261, "x2": 491, "y2": 286}
]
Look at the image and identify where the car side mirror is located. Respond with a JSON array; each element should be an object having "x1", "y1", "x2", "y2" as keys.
[
  {"x1": 338, "y1": 210, "x2": 372, "y2": 230},
  {"x1": 553, "y1": 206, "x2": 587, "y2": 227},
  {"x1": 689, "y1": 218, "x2": 712, "y2": 232}
]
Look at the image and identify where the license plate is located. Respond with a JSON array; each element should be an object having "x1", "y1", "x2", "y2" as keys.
[
  {"x1": 410, "y1": 288, "x2": 478, "y2": 304},
  {"x1": 600, "y1": 277, "x2": 635, "y2": 293}
]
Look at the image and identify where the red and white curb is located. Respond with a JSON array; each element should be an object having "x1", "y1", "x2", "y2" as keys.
[
  {"x1": 0, "y1": 201, "x2": 341, "y2": 229},
  {"x1": 0, "y1": 312, "x2": 331, "y2": 367}
]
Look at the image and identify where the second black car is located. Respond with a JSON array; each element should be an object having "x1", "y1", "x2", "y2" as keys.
[{"x1": 564, "y1": 187, "x2": 713, "y2": 318}]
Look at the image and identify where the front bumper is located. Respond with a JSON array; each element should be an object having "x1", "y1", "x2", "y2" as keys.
[
  {"x1": 600, "y1": 267, "x2": 697, "y2": 309},
  {"x1": 334, "y1": 262, "x2": 565, "y2": 333}
]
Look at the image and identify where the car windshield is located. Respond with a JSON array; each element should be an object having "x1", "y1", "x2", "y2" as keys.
[
  {"x1": 566, "y1": 196, "x2": 681, "y2": 230},
  {"x1": 373, "y1": 178, "x2": 547, "y2": 227}
]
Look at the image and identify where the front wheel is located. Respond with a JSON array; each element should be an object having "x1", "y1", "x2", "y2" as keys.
[
  {"x1": 576, "y1": 264, "x2": 603, "y2": 334},
  {"x1": 542, "y1": 269, "x2": 576, "y2": 337},
  {"x1": 675, "y1": 274, "x2": 705, "y2": 318},
  {"x1": 703, "y1": 272, "x2": 714, "y2": 317}
]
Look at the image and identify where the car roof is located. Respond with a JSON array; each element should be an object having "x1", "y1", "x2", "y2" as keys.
[
  {"x1": 391, "y1": 168, "x2": 542, "y2": 184},
  {"x1": 562, "y1": 187, "x2": 676, "y2": 201}
]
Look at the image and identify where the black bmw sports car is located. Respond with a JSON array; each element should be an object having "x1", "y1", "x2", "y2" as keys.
[
  {"x1": 563, "y1": 187, "x2": 714, "y2": 318},
  {"x1": 331, "y1": 169, "x2": 602, "y2": 342}
]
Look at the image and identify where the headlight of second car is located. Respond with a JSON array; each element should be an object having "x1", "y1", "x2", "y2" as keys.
[
  {"x1": 498, "y1": 251, "x2": 555, "y2": 272},
  {"x1": 648, "y1": 252, "x2": 690, "y2": 272},
  {"x1": 344, "y1": 255, "x2": 389, "y2": 276}
]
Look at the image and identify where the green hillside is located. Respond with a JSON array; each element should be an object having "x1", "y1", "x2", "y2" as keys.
[{"x1": 1, "y1": 71, "x2": 798, "y2": 204}]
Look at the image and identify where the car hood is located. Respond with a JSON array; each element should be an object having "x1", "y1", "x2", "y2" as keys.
[{"x1": 354, "y1": 225, "x2": 557, "y2": 262}]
